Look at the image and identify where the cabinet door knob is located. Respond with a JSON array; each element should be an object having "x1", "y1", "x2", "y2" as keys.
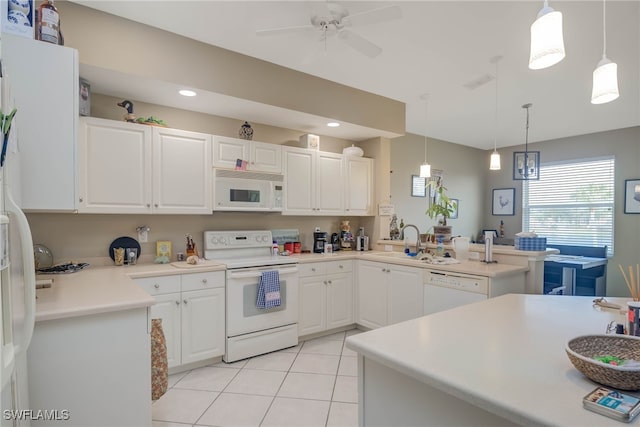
[
  {"x1": 202, "y1": 279, "x2": 208, "y2": 284},
  {"x1": 183, "y1": 299, "x2": 188, "y2": 304},
  {"x1": 311, "y1": 268, "x2": 316, "y2": 272},
  {"x1": 328, "y1": 280, "x2": 332, "y2": 284},
  {"x1": 175, "y1": 300, "x2": 180, "y2": 305},
  {"x1": 154, "y1": 284, "x2": 160, "y2": 289},
  {"x1": 323, "y1": 280, "x2": 327, "y2": 285},
  {"x1": 147, "y1": 204, "x2": 151, "y2": 208},
  {"x1": 339, "y1": 265, "x2": 344, "y2": 269},
  {"x1": 79, "y1": 197, "x2": 83, "y2": 203},
  {"x1": 154, "y1": 203, "x2": 159, "y2": 208},
  {"x1": 381, "y1": 268, "x2": 386, "y2": 272}
]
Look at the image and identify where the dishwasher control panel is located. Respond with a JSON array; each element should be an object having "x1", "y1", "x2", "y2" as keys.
[{"x1": 424, "y1": 270, "x2": 489, "y2": 295}]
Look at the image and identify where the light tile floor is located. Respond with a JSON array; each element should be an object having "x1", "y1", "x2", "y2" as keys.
[{"x1": 153, "y1": 329, "x2": 361, "y2": 427}]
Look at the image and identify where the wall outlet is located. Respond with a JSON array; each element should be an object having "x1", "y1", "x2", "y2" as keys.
[{"x1": 138, "y1": 230, "x2": 148, "y2": 243}]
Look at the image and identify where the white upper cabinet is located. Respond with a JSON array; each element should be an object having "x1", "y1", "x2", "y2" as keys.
[
  {"x1": 3, "y1": 34, "x2": 79, "y2": 211},
  {"x1": 153, "y1": 127, "x2": 212, "y2": 214},
  {"x1": 79, "y1": 117, "x2": 211, "y2": 214},
  {"x1": 282, "y1": 146, "x2": 343, "y2": 215},
  {"x1": 344, "y1": 156, "x2": 374, "y2": 216},
  {"x1": 213, "y1": 136, "x2": 281, "y2": 173},
  {"x1": 78, "y1": 118, "x2": 152, "y2": 213}
]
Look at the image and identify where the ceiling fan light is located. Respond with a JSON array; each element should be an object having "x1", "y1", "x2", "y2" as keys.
[
  {"x1": 529, "y1": 6, "x2": 565, "y2": 70},
  {"x1": 591, "y1": 57, "x2": 619, "y2": 104},
  {"x1": 490, "y1": 151, "x2": 501, "y2": 170},
  {"x1": 420, "y1": 163, "x2": 431, "y2": 178}
]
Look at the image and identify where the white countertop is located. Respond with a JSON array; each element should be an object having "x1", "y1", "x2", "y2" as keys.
[
  {"x1": 292, "y1": 251, "x2": 528, "y2": 278},
  {"x1": 35, "y1": 261, "x2": 226, "y2": 322},
  {"x1": 377, "y1": 240, "x2": 559, "y2": 260},
  {"x1": 346, "y1": 294, "x2": 631, "y2": 426},
  {"x1": 35, "y1": 252, "x2": 524, "y2": 322}
]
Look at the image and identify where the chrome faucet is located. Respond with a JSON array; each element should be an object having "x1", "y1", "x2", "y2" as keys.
[{"x1": 400, "y1": 224, "x2": 422, "y2": 254}]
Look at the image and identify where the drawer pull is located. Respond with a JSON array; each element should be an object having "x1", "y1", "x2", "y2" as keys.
[
  {"x1": 311, "y1": 268, "x2": 316, "y2": 272},
  {"x1": 154, "y1": 284, "x2": 160, "y2": 289},
  {"x1": 328, "y1": 280, "x2": 332, "y2": 284},
  {"x1": 339, "y1": 265, "x2": 344, "y2": 268},
  {"x1": 202, "y1": 279, "x2": 208, "y2": 284}
]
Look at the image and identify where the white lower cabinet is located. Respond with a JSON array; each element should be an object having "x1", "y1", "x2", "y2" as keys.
[
  {"x1": 298, "y1": 261, "x2": 354, "y2": 336},
  {"x1": 135, "y1": 271, "x2": 225, "y2": 369},
  {"x1": 357, "y1": 260, "x2": 423, "y2": 329}
]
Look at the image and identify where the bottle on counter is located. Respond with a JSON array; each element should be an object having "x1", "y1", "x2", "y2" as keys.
[
  {"x1": 35, "y1": 0, "x2": 61, "y2": 45},
  {"x1": 272, "y1": 241, "x2": 279, "y2": 256},
  {"x1": 436, "y1": 236, "x2": 444, "y2": 256}
]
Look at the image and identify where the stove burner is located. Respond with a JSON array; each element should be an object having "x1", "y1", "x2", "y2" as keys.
[{"x1": 37, "y1": 262, "x2": 89, "y2": 274}]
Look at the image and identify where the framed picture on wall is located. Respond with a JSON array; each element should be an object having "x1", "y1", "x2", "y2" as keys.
[
  {"x1": 492, "y1": 188, "x2": 515, "y2": 216},
  {"x1": 449, "y1": 198, "x2": 459, "y2": 219},
  {"x1": 624, "y1": 179, "x2": 640, "y2": 214},
  {"x1": 411, "y1": 175, "x2": 426, "y2": 197}
]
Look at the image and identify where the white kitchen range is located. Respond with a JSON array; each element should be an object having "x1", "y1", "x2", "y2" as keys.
[{"x1": 204, "y1": 230, "x2": 299, "y2": 362}]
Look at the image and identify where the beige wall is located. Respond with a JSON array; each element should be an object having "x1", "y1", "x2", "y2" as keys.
[
  {"x1": 390, "y1": 134, "x2": 486, "y2": 241},
  {"x1": 55, "y1": 1, "x2": 404, "y2": 136}
]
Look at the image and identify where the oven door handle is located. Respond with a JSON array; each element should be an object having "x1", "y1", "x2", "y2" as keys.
[{"x1": 227, "y1": 266, "x2": 299, "y2": 279}]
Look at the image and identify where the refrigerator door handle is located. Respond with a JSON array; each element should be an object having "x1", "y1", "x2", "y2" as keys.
[{"x1": 5, "y1": 187, "x2": 35, "y2": 354}]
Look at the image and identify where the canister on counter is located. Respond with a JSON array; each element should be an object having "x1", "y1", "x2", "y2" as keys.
[
  {"x1": 628, "y1": 301, "x2": 640, "y2": 336},
  {"x1": 293, "y1": 242, "x2": 301, "y2": 253},
  {"x1": 284, "y1": 242, "x2": 294, "y2": 253}
]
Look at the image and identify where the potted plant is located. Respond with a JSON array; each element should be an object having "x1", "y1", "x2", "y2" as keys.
[{"x1": 425, "y1": 182, "x2": 457, "y2": 239}]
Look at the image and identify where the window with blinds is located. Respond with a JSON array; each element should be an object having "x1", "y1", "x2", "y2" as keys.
[{"x1": 522, "y1": 157, "x2": 615, "y2": 256}]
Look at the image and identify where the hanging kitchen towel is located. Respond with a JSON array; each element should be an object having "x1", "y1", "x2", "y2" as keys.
[{"x1": 256, "y1": 270, "x2": 281, "y2": 309}]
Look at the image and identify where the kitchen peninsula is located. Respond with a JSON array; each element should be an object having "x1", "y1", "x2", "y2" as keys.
[
  {"x1": 376, "y1": 240, "x2": 558, "y2": 294},
  {"x1": 346, "y1": 294, "x2": 629, "y2": 426}
]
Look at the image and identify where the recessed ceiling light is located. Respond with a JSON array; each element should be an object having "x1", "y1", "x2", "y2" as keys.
[
  {"x1": 179, "y1": 89, "x2": 197, "y2": 97},
  {"x1": 327, "y1": 122, "x2": 340, "y2": 127}
]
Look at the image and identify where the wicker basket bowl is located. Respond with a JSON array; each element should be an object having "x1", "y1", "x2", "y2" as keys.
[{"x1": 566, "y1": 334, "x2": 640, "y2": 391}]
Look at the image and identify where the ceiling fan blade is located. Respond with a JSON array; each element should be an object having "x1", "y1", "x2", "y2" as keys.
[
  {"x1": 256, "y1": 25, "x2": 316, "y2": 37},
  {"x1": 342, "y1": 5, "x2": 402, "y2": 27},
  {"x1": 338, "y1": 29, "x2": 382, "y2": 58}
]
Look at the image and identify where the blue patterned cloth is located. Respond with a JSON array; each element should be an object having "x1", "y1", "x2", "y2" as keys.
[{"x1": 256, "y1": 270, "x2": 281, "y2": 309}]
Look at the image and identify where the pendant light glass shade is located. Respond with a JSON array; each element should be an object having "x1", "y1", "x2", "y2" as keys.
[
  {"x1": 529, "y1": 2, "x2": 565, "y2": 70},
  {"x1": 591, "y1": 0, "x2": 619, "y2": 105},
  {"x1": 591, "y1": 58, "x2": 619, "y2": 104},
  {"x1": 420, "y1": 163, "x2": 431, "y2": 178},
  {"x1": 490, "y1": 151, "x2": 501, "y2": 170}
]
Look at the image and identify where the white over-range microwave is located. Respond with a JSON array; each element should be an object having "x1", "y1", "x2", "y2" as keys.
[{"x1": 213, "y1": 169, "x2": 284, "y2": 212}]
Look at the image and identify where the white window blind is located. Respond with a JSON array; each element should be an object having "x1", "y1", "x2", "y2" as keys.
[{"x1": 522, "y1": 157, "x2": 614, "y2": 256}]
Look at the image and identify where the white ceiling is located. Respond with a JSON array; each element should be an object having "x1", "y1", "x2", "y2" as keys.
[{"x1": 71, "y1": 1, "x2": 639, "y2": 149}]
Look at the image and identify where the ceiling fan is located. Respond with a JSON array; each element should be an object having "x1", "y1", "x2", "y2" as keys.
[{"x1": 256, "y1": 3, "x2": 402, "y2": 58}]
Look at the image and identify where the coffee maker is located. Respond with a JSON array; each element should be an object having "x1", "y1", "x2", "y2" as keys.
[{"x1": 313, "y1": 231, "x2": 327, "y2": 253}]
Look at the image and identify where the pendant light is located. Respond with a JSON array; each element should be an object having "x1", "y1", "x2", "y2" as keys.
[
  {"x1": 419, "y1": 94, "x2": 431, "y2": 178},
  {"x1": 489, "y1": 56, "x2": 502, "y2": 171},
  {"x1": 529, "y1": 0, "x2": 565, "y2": 70},
  {"x1": 591, "y1": 0, "x2": 619, "y2": 104},
  {"x1": 513, "y1": 103, "x2": 540, "y2": 180}
]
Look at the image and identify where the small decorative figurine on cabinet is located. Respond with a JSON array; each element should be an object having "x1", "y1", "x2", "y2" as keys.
[
  {"x1": 239, "y1": 121, "x2": 254, "y2": 140},
  {"x1": 117, "y1": 99, "x2": 136, "y2": 123},
  {"x1": 389, "y1": 214, "x2": 400, "y2": 240}
]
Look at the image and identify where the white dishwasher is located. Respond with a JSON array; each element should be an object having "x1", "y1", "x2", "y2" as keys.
[{"x1": 423, "y1": 270, "x2": 488, "y2": 315}]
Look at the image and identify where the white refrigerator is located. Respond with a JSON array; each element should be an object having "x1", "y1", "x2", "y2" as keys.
[{"x1": 0, "y1": 58, "x2": 37, "y2": 426}]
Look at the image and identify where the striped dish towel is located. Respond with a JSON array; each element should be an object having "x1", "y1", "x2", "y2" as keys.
[{"x1": 256, "y1": 270, "x2": 281, "y2": 309}]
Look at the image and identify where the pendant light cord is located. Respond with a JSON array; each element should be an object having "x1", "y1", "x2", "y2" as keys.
[
  {"x1": 424, "y1": 98, "x2": 428, "y2": 163},
  {"x1": 602, "y1": 0, "x2": 607, "y2": 59},
  {"x1": 493, "y1": 58, "x2": 499, "y2": 152}
]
